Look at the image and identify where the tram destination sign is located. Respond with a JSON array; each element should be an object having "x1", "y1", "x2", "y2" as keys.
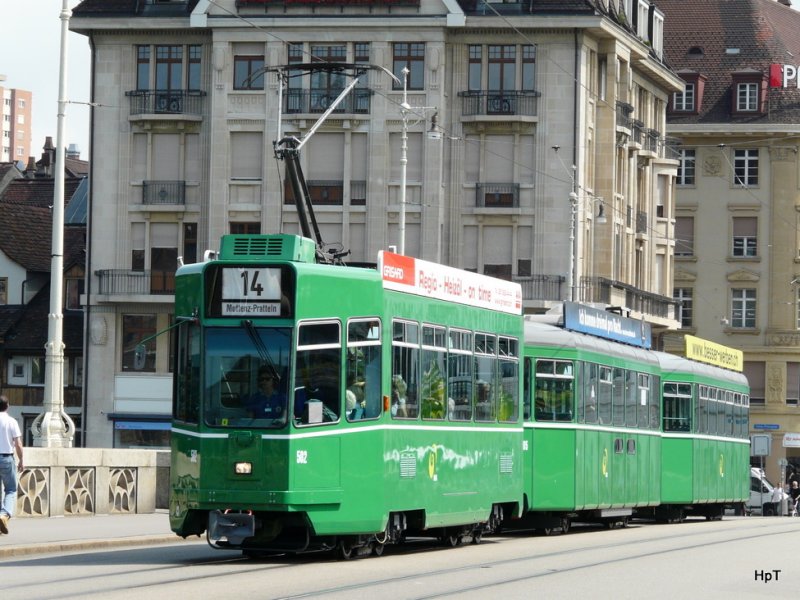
[
  {"x1": 379, "y1": 251, "x2": 522, "y2": 315},
  {"x1": 220, "y1": 266, "x2": 282, "y2": 316}
]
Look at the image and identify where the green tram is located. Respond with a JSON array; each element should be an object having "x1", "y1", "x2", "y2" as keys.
[
  {"x1": 652, "y1": 347, "x2": 750, "y2": 522},
  {"x1": 169, "y1": 234, "x2": 525, "y2": 556},
  {"x1": 520, "y1": 303, "x2": 749, "y2": 532}
]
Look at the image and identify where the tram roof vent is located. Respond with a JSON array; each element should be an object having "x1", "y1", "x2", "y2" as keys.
[{"x1": 219, "y1": 234, "x2": 316, "y2": 263}]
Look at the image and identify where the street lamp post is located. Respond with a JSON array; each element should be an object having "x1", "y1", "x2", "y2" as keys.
[
  {"x1": 31, "y1": 0, "x2": 75, "y2": 447},
  {"x1": 399, "y1": 67, "x2": 410, "y2": 256}
]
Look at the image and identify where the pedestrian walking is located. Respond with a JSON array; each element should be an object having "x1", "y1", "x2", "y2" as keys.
[{"x1": 0, "y1": 394, "x2": 23, "y2": 534}]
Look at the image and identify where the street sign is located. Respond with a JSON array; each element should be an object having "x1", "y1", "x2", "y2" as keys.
[
  {"x1": 751, "y1": 434, "x2": 771, "y2": 457},
  {"x1": 753, "y1": 423, "x2": 780, "y2": 430},
  {"x1": 782, "y1": 432, "x2": 800, "y2": 448}
]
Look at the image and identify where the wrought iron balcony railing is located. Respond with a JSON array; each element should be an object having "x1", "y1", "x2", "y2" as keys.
[
  {"x1": 142, "y1": 181, "x2": 186, "y2": 205},
  {"x1": 125, "y1": 89, "x2": 206, "y2": 116},
  {"x1": 631, "y1": 120, "x2": 645, "y2": 145},
  {"x1": 458, "y1": 90, "x2": 540, "y2": 117},
  {"x1": 96, "y1": 270, "x2": 175, "y2": 296},
  {"x1": 284, "y1": 88, "x2": 372, "y2": 115},
  {"x1": 579, "y1": 276, "x2": 678, "y2": 320},
  {"x1": 644, "y1": 129, "x2": 661, "y2": 154},
  {"x1": 636, "y1": 210, "x2": 648, "y2": 234},
  {"x1": 284, "y1": 179, "x2": 344, "y2": 205},
  {"x1": 616, "y1": 101, "x2": 634, "y2": 129},
  {"x1": 512, "y1": 274, "x2": 565, "y2": 302},
  {"x1": 237, "y1": 0, "x2": 419, "y2": 6},
  {"x1": 476, "y1": 182, "x2": 520, "y2": 208}
]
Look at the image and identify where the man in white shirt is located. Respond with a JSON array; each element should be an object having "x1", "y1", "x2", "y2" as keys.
[{"x1": 0, "y1": 394, "x2": 23, "y2": 534}]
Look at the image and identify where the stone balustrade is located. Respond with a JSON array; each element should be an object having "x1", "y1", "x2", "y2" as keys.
[{"x1": 15, "y1": 448, "x2": 170, "y2": 518}]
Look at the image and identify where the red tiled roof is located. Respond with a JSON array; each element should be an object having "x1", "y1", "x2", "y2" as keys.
[
  {"x1": 0, "y1": 178, "x2": 83, "y2": 209},
  {"x1": 660, "y1": 0, "x2": 800, "y2": 124}
]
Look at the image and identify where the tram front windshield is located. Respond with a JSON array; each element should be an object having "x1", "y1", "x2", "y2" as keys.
[{"x1": 204, "y1": 327, "x2": 291, "y2": 428}]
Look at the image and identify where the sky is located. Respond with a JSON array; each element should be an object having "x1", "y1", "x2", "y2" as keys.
[
  {"x1": 1, "y1": 1, "x2": 91, "y2": 162},
  {"x1": 2, "y1": 0, "x2": 800, "y2": 166}
]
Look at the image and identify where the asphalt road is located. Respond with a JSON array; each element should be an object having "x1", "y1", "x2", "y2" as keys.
[{"x1": 3, "y1": 516, "x2": 799, "y2": 600}]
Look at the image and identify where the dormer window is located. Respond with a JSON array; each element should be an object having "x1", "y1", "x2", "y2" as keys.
[
  {"x1": 731, "y1": 71, "x2": 767, "y2": 115},
  {"x1": 671, "y1": 72, "x2": 704, "y2": 114}
]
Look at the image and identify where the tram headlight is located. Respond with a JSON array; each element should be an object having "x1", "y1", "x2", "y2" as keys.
[{"x1": 234, "y1": 462, "x2": 253, "y2": 475}]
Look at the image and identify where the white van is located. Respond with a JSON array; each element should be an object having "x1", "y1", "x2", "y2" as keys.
[{"x1": 749, "y1": 467, "x2": 790, "y2": 515}]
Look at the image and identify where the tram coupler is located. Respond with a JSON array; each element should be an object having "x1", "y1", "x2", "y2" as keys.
[{"x1": 208, "y1": 510, "x2": 256, "y2": 546}]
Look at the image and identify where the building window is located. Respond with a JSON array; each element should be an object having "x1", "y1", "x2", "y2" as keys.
[
  {"x1": 743, "y1": 361, "x2": 764, "y2": 406},
  {"x1": 17, "y1": 114, "x2": 24, "y2": 124},
  {"x1": 796, "y1": 287, "x2": 800, "y2": 329},
  {"x1": 31, "y1": 357, "x2": 45, "y2": 385},
  {"x1": 732, "y1": 216, "x2": 757, "y2": 257},
  {"x1": 183, "y1": 223, "x2": 197, "y2": 265},
  {"x1": 676, "y1": 149, "x2": 695, "y2": 185},
  {"x1": 787, "y1": 362, "x2": 800, "y2": 406},
  {"x1": 468, "y1": 45, "x2": 482, "y2": 91},
  {"x1": 122, "y1": 314, "x2": 157, "y2": 372},
  {"x1": 522, "y1": 45, "x2": 536, "y2": 91},
  {"x1": 234, "y1": 55, "x2": 265, "y2": 90},
  {"x1": 737, "y1": 82, "x2": 759, "y2": 112},
  {"x1": 488, "y1": 45, "x2": 516, "y2": 92},
  {"x1": 733, "y1": 149, "x2": 758, "y2": 186},
  {"x1": 137, "y1": 46, "x2": 151, "y2": 89},
  {"x1": 731, "y1": 288, "x2": 756, "y2": 328},
  {"x1": 310, "y1": 45, "x2": 346, "y2": 110},
  {"x1": 230, "y1": 222, "x2": 261, "y2": 234},
  {"x1": 674, "y1": 216, "x2": 694, "y2": 257},
  {"x1": 65, "y1": 277, "x2": 85, "y2": 310},
  {"x1": 136, "y1": 44, "x2": 201, "y2": 91},
  {"x1": 393, "y1": 43, "x2": 425, "y2": 90},
  {"x1": 674, "y1": 287, "x2": 693, "y2": 328},
  {"x1": 673, "y1": 82, "x2": 695, "y2": 112},
  {"x1": 18, "y1": 99, "x2": 25, "y2": 109},
  {"x1": 0, "y1": 277, "x2": 6, "y2": 304}
]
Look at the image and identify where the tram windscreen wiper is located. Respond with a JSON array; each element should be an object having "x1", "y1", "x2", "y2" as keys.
[{"x1": 242, "y1": 319, "x2": 280, "y2": 381}]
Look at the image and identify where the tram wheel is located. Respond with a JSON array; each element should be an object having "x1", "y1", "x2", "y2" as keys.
[
  {"x1": 371, "y1": 541, "x2": 385, "y2": 557},
  {"x1": 442, "y1": 533, "x2": 462, "y2": 547},
  {"x1": 541, "y1": 527, "x2": 554, "y2": 536},
  {"x1": 561, "y1": 518, "x2": 571, "y2": 534},
  {"x1": 471, "y1": 531, "x2": 483, "y2": 545},
  {"x1": 338, "y1": 541, "x2": 355, "y2": 560}
]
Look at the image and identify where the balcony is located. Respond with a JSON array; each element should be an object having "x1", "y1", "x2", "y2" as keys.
[
  {"x1": 636, "y1": 210, "x2": 648, "y2": 235},
  {"x1": 644, "y1": 129, "x2": 661, "y2": 155},
  {"x1": 513, "y1": 274, "x2": 565, "y2": 302},
  {"x1": 579, "y1": 276, "x2": 678, "y2": 322},
  {"x1": 284, "y1": 88, "x2": 372, "y2": 115},
  {"x1": 631, "y1": 120, "x2": 645, "y2": 146},
  {"x1": 476, "y1": 183, "x2": 520, "y2": 208},
  {"x1": 142, "y1": 181, "x2": 185, "y2": 205},
  {"x1": 616, "y1": 101, "x2": 634, "y2": 130},
  {"x1": 96, "y1": 270, "x2": 175, "y2": 297},
  {"x1": 125, "y1": 90, "x2": 206, "y2": 117},
  {"x1": 458, "y1": 90, "x2": 540, "y2": 118}
]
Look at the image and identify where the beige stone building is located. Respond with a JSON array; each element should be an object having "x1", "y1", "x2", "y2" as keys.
[
  {"x1": 660, "y1": 0, "x2": 800, "y2": 484},
  {"x1": 70, "y1": 0, "x2": 681, "y2": 447},
  {"x1": 0, "y1": 76, "x2": 32, "y2": 165}
]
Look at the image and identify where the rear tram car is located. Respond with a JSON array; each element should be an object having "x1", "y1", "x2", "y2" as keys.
[
  {"x1": 169, "y1": 234, "x2": 525, "y2": 557},
  {"x1": 519, "y1": 304, "x2": 749, "y2": 532}
]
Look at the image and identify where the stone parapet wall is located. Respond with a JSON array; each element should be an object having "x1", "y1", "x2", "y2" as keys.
[{"x1": 16, "y1": 448, "x2": 170, "y2": 518}]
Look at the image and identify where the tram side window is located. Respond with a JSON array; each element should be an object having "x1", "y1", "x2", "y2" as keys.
[
  {"x1": 534, "y1": 359, "x2": 573, "y2": 421},
  {"x1": 707, "y1": 388, "x2": 718, "y2": 436},
  {"x1": 649, "y1": 375, "x2": 661, "y2": 430},
  {"x1": 599, "y1": 365, "x2": 613, "y2": 424},
  {"x1": 612, "y1": 367, "x2": 625, "y2": 427},
  {"x1": 346, "y1": 318, "x2": 382, "y2": 421},
  {"x1": 392, "y1": 320, "x2": 420, "y2": 419},
  {"x1": 448, "y1": 329, "x2": 473, "y2": 421},
  {"x1": 725, "y1": 391, "x2": 735, "y2": 437},
  {"x1": 498, "y1": 337, "x2": 519, "y2": 423},
  {"x1": 637, "y1": 373, "x2": 650, "y2": 429},
  {"x1": 421, "y1": 325, "x2": 447, "y2": 420},
  {"x1": 174, "y1": 320, "x2": 200, "y2": 424},
  {"x1": 295, "y1": 321, "x2": 341, "y2": 425},
  {"x1": 625, "y1": 370, "x2": 638, "y2": 427},
  {"x1": 523, "y1": 357, "x2": 532, "y2": 420},
  {"x1": 474, "y1": 333, "x2": 497, "y2": 422},
  {"x1": 663, "y1": 382, "x2": 692, "y2": 432},
  {"x1": 583, "y1": 362, "x2": 599, "y2": 424},
  {"x1": 697, "y1": 385, "x2": 709, "y2": 434}
]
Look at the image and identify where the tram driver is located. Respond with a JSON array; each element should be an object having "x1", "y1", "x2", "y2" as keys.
[{"x1": 244, "y1": 367, "x2": 286, "y2": 420}]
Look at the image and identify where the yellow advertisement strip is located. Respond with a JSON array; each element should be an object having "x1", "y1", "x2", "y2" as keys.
[{"x1": 684, "y1": 334, "x2": 743, "y2": 372}]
